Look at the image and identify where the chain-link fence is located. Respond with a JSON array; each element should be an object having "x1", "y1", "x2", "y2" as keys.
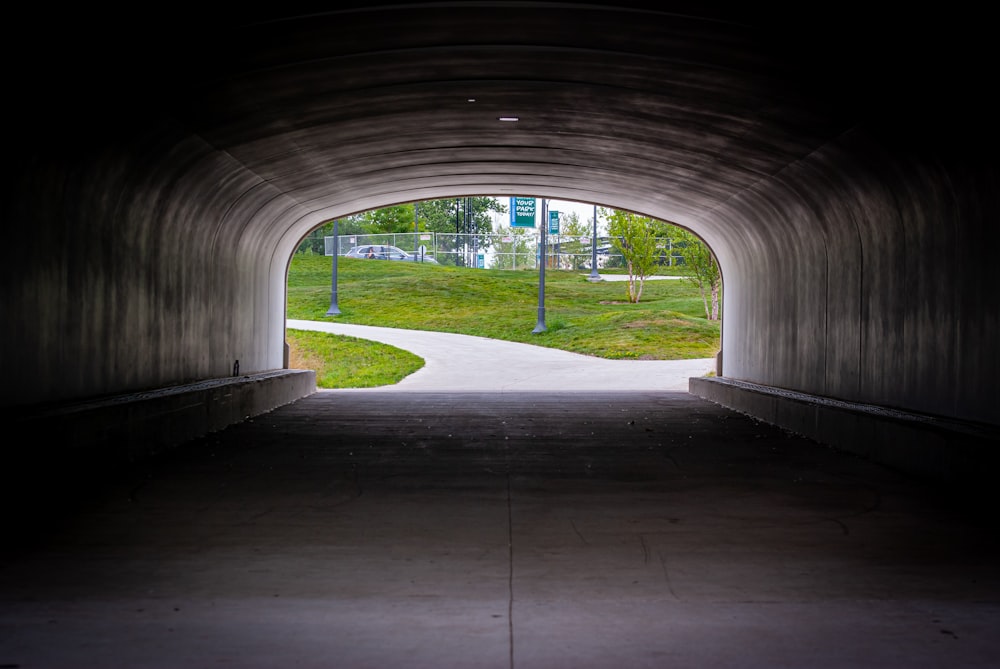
[{"x1": 320, "y1": 232, "x2": 683, "y2": 270}]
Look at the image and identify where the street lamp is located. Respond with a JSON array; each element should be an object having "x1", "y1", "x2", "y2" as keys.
[
  {"x1": 589, "y1": 203, "x2": 601, "y2": 281},
  {"x1": 326, "y1": 218, "x2": 341, "y2": 316},
  {"x1": 533, "y1": 199, "x2": 548, "y2": 333},
  {"x1": 413, "y1": 202, "x2": 419, "y2": 262}
]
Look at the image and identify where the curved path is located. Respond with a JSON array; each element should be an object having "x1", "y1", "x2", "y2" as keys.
[{"x1": 286, "y1": 319, "x2": 717, "y2": 392}]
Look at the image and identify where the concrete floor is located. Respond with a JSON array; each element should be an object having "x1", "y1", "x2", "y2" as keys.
[{"x1": 2, "y1": 388, "x2": 999, "y2": 668}]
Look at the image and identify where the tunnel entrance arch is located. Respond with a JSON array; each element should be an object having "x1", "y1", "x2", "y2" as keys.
[{"x1": 282, "y1": 195, "x2": 725, "y2": 391}]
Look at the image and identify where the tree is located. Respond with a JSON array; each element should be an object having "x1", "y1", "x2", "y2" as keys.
[
  {"x1": 601, "y1": 208, "x2": 660, "y2": 303},
  {"x1": 489, "y1": 227, "x2": 535, "y2": 270},
  {"x1": 412, "y1": 197, "x2": 505, "y2": 234},
  {"x1": 674, "y1": 228, "x2": 722, "y2": 320},
  {"x1": 560, "y1": 210, "x2": 587, "y2": 236},
  {"x1": 357, "y1": 204, "x2": 415, "y2": 233},
  {"x1": 550, "y1": 211, "x2": 595, "y2": 270},
  {"x1": 294, "y1": 213, "x2": 387, "y2": 254},
  {"x1": 556, "y1": 211, "x2": 583, "y2": 269},
  {"x1": 406, "y1": 197, "x2": 506, "y2": 266},
  {"x1": 295, "y1": 198, "x2": 509, "y2": 259}
]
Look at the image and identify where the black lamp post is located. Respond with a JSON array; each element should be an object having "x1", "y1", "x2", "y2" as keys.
[
  {"x1": 326, "y1": 218, "x2": 341, "y2": 316},
  {"x1": 413, "y1": 202, "x2": 419, "y2": 262},
  {"x1": 533, "y1": 199, "x2": 548, "y2": 333},
  {"x1": 589, "y1": 203, "x2": 601, "y2": 281}
]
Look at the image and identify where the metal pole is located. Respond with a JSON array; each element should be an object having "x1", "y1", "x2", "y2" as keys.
[
  {"x1": 466, "y1": 196, "x2": 472, "y2": 267},
  {"x1": 413, "y1": 202, "x2": 419, "y2": 262},
  {"x1": 589, "y1": 203, "x2": 601, "y2": 281},
  {"x1": 455, "y1": 198, "x2": 462, "y2": 267},
  {"x1": 533, "y1": 199, "x2": 547, "y2": 333},
  {"x1": 326, "y1": 219, "x2": 341, "y2": 315},
  {"x1": 472, "y1": 198, "x2": 479, "y2": 267}
]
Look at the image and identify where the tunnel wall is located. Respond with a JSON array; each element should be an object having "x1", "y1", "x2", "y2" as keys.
[
  {"x1": 3, "y1": 110, "x2": 996, "y2": 478},
  {"x1": 689, "y1": 375, "x2": 999, "y2": 487},
  {"x1": 0, "y1": 119, "x2": 298, "y2": 410},
  {"x1": 12, "y1": 369, "x2": 316, "y2": 467},
  {"x1": 704, "y1": 126, "x2": 1000, "y2": 429}
]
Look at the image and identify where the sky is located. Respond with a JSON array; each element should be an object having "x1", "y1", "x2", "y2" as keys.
[{"x1": 548, "y1": 199, "x2": 603, "y2": 224}]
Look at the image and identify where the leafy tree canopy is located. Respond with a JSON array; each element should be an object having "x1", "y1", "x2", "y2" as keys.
[
  {"x1": 559, "y1": 211, "x2": 589, "y2": 237},
  {"x1": 602, "y1": 208, "x2": 661, "y2": 303},
  {"x1": 415, "y1": 197, "x2": 506, "y2": 234},
  {"x1": 355, "y1": 204, "x2": 415, "y2": 233},
  {"x1": 673, "y1": 227, "x2": 722, "y2": 320}
]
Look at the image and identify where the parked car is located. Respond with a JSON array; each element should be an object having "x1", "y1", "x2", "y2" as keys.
[{"x1": 345, "y1": 244, "x2": 438, "y2": 264}]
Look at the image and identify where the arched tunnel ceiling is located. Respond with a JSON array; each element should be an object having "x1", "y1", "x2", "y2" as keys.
[
  {"x1": 2, "y1": 1, "x2": 997, "y2": 434},
  {"x1": 12, "y1": 3, "x2": 993, "y2": 233}
]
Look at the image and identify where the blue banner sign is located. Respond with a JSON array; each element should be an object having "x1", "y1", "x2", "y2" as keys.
[
  {"x1": 549, "y1": 210, "x2": 560, "y2": 234},
  {"x1": 510, "y1": 197, "x2": 536, "y2": 227}
]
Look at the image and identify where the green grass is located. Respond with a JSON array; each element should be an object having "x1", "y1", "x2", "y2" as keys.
[
  {"x1": 286, "y1": 328, "x2": 424, "y2": 388},
  {"x1": 286, "y1": 254, "x2": 720, "y2": 387}
]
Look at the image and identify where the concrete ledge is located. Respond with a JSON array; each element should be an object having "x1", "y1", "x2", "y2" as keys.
[
  {"x1": 689, "y1": 376, "x2": 1000, "y2": 487},
  {"x1": 10, "y1": 370, "x2": 316, "y2": 465}
]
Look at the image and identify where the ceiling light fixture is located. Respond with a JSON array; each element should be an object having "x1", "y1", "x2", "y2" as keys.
[{"x1": 498, "y1": 116, "x2": 519, "y2": 122}]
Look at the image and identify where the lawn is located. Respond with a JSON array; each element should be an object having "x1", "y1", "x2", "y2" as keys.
[{"x1": 287, "y1": 254, "x2": 720, "y2": 360}]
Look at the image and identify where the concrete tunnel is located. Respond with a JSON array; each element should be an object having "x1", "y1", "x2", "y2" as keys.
[
  {"x1": 3, "y1": 3, "x2": 997, "y2": 479},
  {"x1": 3, "y1": 4, "x2": 1000, "y2": 666}
]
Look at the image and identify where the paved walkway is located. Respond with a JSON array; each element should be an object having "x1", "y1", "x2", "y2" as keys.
[
  {"x1": 286, "y1": 320, "x2": 717, "y2": 392},
  {"x1": 3, "y1": 323, "x2": 998, "y2": 668}
]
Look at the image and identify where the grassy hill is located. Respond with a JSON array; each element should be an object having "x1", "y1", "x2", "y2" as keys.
[{"x1": 287, "y1": 254, "x2": 720, "y2": 361}]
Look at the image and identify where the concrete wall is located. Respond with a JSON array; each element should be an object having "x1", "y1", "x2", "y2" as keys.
[
  {"x1": 2, "y1": 5, "x2": 997, "y2": 476},
  {"x1": 700, "y1": 127, "x2": 1000, "y2": 428},
  {"x1": 9, "y1": 369, "x2": 316, "y2": 483},
  {"x1": 3, "y1": 119, "x2": 998, "y2": 477},
  {"x1": 689, "y1": 376, "x2": 999, "y2": 487},
  {"x1": 0, "y1": 119, "x2": 301, "y2": 409}
]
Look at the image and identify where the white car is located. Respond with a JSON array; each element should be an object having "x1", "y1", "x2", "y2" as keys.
[{"x1": 345, "y1": 244, "x2": 438, "y2": 264}]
